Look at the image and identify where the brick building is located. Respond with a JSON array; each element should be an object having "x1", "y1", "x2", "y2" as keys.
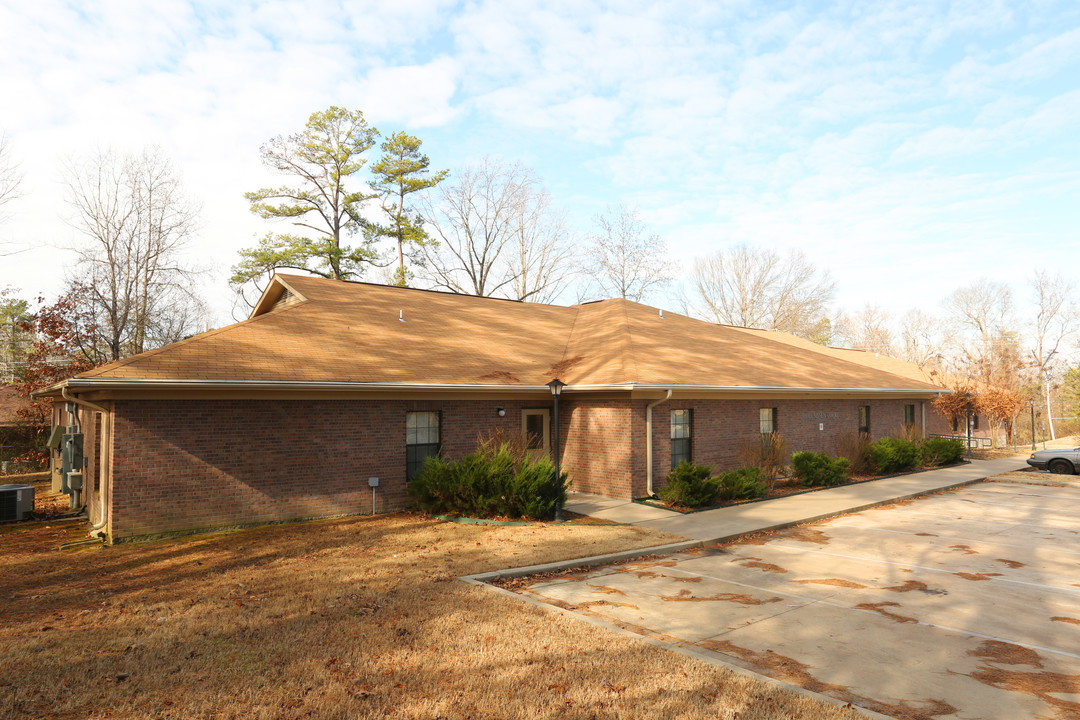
[{"x1": 37, "y1": 274, "x2": 963, "y2": 541}]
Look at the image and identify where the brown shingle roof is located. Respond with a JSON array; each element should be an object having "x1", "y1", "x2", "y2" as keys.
[{"x1": 76, "y1": 274, "x2": 944, "y2": 392}]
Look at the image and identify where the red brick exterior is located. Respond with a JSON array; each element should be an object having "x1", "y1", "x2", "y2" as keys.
[
  {"x1": 106, "y1": 398, "x2": 551, "y2": 539},
  {"x1": 646, "y1": 398, "x2": 933, "y2": 493},
  {"x1": 96, "y1": 394, "x2": 979, "y2": 539}
]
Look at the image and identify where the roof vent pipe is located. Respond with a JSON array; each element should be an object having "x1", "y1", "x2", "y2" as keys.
[
  {"x1": 659, "y1": 309, "x2": 664, "y2": 319},
  {"x1": 399, "y1": 310, "x2": 404, "y2": 322},
  {"x1": 645, "y1": 389, "x2": 673, "y2": 497}
]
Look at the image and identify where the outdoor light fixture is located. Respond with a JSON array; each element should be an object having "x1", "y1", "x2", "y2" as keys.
[
  {"x1": 496, "y1": 407, "x2": 506, "y2": 417},
  {"x1": 547, "y1": 378, "x2": 567, "y2": 522}
]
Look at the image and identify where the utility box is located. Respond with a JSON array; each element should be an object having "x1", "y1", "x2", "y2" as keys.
[
  {"x1": 67, "y1": 472, "x2": 83, "y2": 491},
  {"x1": 0, "y1": 484, "x2": 34, "y2": 522},
  {"x1": 61, "y1": 431, "x2": 84, "y2": 494}
]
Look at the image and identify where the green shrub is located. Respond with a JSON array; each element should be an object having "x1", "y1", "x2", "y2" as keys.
[
  {"x1": 407, "y1": 442, "x2": 569, "y2": 520},
  {"x1": 920, "y1": 436, "x2": 965, "y2": 466},
  {"x1": 791, "y1": 451, "x2": 851, "y2": 487},
  {"x1": 715, "y1": 467, "x2": 769, "y2": 501},
  {"x1": 658, "y1": 461, "x2": 718, "y2": 508},
  {"x1": 869, "y1": 437, "x2": 920, "y2": 474}
]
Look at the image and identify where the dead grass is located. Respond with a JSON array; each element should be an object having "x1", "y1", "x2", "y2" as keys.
[{"x1": 0, "y1": 513, "x2": 863, "y2": 720}]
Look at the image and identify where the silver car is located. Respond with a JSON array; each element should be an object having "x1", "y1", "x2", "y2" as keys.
[{"x1": 1027, "y1": 447, "x2": 1080, "y2": 474}]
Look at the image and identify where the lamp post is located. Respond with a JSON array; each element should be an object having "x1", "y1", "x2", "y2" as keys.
[
  {"x1": 546, "y1": 378, "x2": 566, "y2": 522},
  {"x1": 1030, "y1": 399, "x2": 1036, "y2": 452},
  {"x1": 963, "y1": 393, "x2": 973, "y2": 460}
]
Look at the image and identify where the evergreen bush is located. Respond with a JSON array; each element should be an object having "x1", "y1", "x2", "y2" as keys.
[
  {"x1": 791, "y1": 451, "x2": 851, "y2": 487},
  {"x1": 407, "y1": 442, "x2": 569, "y2": 520},
  {"x1": 715, "y1": 467, "x2": 769, "y2": 501},
  {"x1": 869, "y1": 437, "x2": 920, "y2": 473},
  {"x1": 920, "y1": 436, "x2": 965, "y2": 466},
  {"x1": 657, "y1": 461, "x2": 719, "y2": 508}
]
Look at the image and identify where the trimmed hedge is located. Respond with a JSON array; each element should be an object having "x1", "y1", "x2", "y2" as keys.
[
  {"x1": 407, "y1": 443, "x2": 569, "y2": 520},
  {"x1": 869, "y1": 437, "x2": 920, "y2": 474},
  {"x1": 791, "y1": 451, "x2": 851, "y2": 487},
  {"x1": 920, "y1": 436, "x2": 965, "y2": 466},
  {"x1": 658, "y1": 461, "x2": 719, "y2": 507}
]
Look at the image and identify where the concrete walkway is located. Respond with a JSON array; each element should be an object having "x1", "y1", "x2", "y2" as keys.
[{"x1": 565, "y1": 456, "x2": 1030, "y2": 542}]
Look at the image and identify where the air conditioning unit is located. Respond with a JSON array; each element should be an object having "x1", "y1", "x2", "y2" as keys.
[{"x1": 0, "y1": 484, "x2": 35, "y2": 522}]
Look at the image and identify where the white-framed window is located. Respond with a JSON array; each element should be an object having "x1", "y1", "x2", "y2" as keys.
[
  {"x1": 406, "y1": 411, "x2": 441, "y2": 481},
  {"x1": 670, "y1": 409, "x2": 692, "y2": 468}
]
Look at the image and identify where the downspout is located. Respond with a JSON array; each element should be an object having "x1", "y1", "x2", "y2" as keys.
[
  {"x1": 645, "y1": 389, "x2": 673, "y2": 497},
  {"x1": 62, "y1": 387, "x2": 111, "y2": 538}
]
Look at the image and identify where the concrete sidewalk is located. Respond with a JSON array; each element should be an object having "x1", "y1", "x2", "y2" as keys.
[{"x1": 565, "y1": 456, "x2": 1030, "y2": 542}]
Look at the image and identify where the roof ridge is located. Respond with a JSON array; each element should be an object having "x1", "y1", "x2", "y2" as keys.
[
  {"x1": 280, "y1": 273, "x2": 580, "y2": 309},
  {"x1": 79, "y1": 300, "x2": 311, "y2": 378},
  {"x1": 555, "y1": 305, "x2": 583, "y2": 380}
]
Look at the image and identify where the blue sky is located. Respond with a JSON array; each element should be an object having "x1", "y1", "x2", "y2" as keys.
[{"x1": 1, "y1": 0, "x2": 1078, "y2": 329}]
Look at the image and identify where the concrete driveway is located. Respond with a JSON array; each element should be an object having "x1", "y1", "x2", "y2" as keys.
[{"x1": 522, "y1": 480, "x2": 1080, "y2": 719}]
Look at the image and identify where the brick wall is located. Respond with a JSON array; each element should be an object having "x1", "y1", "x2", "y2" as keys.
[
  {"x1": 559, "y1": 399, "x2": 635, "y2": 498},
  {"x1": 645, "y1": 398, "x2": 939, "y2": 493},
  {"x1": 108, "y1": 398, "x2": 548, "y2": 539}
]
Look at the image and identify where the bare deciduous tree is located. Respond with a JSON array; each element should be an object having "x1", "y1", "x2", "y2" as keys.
[
  {"x1": 422, "y1": 160, "x2": 575, "y2": 303},
  {"x1": 692, "y1": 244, "x2": 835, "y2": 341},
  {"x1": 63, "y1": 148, "x2": 205, "y2": 363},
  {"x1": 943, "y1": 279, "x2": 1017, "y2": 388},
  {"x1": 585, "y1": 205, "x2": 668, "y2": 302},
  {"x1": 833, "y1": 305, "x2": 895, "y2": 355},
  {"x1": 1028, "y1": 271, "x2": 1078, "y2": 440},
  {"x1": 0, "y1": 132, "x2": 21, "y2": 220},
  {"x1": 899, "y1": 309, "x2": 947, "y2": 367}
]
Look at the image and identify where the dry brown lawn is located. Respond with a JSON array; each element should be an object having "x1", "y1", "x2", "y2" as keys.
[{"x1": 1, "y1": 513, "x2": 862, "y2": 720}]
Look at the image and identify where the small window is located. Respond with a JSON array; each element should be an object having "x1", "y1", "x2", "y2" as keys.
[
  {"x1": 759, "y1": 407, "x2": 777, "y2": 434},
  {"x1": 972, "y1": 414, "x2": 979, "y2": 431},
  {"x1": 904, "y1": 404, "x2": 915, "y2": 426},
  {"x1": 951, "y1": 415, "x2": 959, "y2": 433},
  {"x1": 858, "y1": 405, "x2": 871, "y2": 436},
  {"x1": 406, "y1": 411, "x2": 441, "y2": 481},
  {"x1": 670, "y1": 409, "x2": 692, "y2": 469}
]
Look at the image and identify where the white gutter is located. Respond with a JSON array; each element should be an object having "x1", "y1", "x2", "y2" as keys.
[
  {"x1": 35, "y1": 377, "x2": 947, "y2": 396},
  {"x1": 62, "y1": 388, "x2": 111, "y2": 539},
  {"x1": 645, "y1": 389, "x2": 672, "y2": 497}
]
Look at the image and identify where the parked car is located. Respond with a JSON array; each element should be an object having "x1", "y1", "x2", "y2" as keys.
[{"x1": 1027, "y1": 447, "x2": 1080, "y2": 474}]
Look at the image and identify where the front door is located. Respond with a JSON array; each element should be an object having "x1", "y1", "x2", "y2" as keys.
[{"x1": 521, "y1": 409, "x2": 550, "y2": 458}]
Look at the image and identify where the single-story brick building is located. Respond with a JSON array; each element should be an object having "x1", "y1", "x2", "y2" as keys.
[{"x1": 38, "y1": 274, "x2": 969, "y2": 541}]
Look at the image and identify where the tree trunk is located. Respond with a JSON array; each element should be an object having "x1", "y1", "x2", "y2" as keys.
[{"x1": 1045, "y1": 381, "x2": 1056, "y2": 440}]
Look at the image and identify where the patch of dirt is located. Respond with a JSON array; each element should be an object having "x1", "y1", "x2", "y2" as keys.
[
  {"x1": 547, "y1": 355, "x2": 584, "y2": 377},
  {"x1": 587, "y1": 584, "x2": 626, "y2": 596},
  {"x1": 954, "y1": 572, "x2": 1002, "y2": 581},
  {"x1": 995, "y1": 558, "x2": 1025, "y2": 568},
  {"x1": 949, "y1": 544, "x2": 978, "y2": 555},
  {"x1": 881, "y1": 580, "x2": 946, "y2": 595},
  {"x1": 1051, "y1": 616, "x2": 1080, "y2": 626},
  {"x1": 575, "y1": 600, "x2": 639, "y2": 610},
  {"x1": 793, "y1": 578, "x2": 867, "y2": 589},
  {"x1": 670, "y1": 575, "x2": 702, "y2": 583},
  {"x1": 733, "y1": 557, "x2": 788, "y2": 574},
  {"x1": 785, "y1": 527, "x2": 831, "y2": 545},
  {"x1": 914, "y1": 532, "x2": 938, "y2": 537},
  {"x1": 696, "y1": 639, "x2": 956, "y2": 720},
  {"x1": 660, "y1": 589, "x2": 782, "y2": 606},
  {"x1": 854, "y1": 601, "x2": 918, "y2": 624},
  {"x1": 969, "y1": 640, "x2": 1044, "y2": 668}
]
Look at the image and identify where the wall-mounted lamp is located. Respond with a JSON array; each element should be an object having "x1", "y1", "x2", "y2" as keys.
[{"x1": 496, "y1": 407, "x2": 506, "y2": 417}]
